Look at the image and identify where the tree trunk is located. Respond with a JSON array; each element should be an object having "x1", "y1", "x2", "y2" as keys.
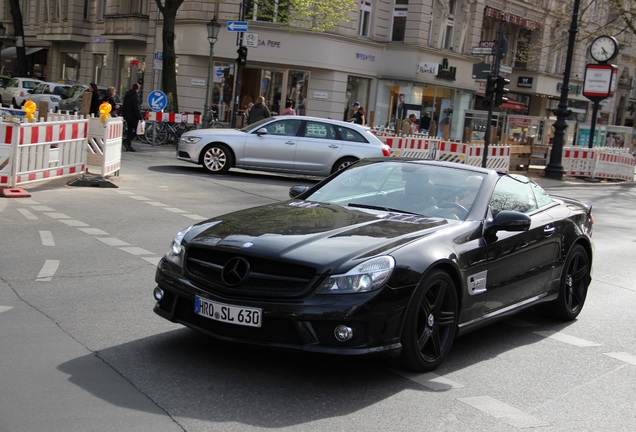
[
  {"x1": 155, "y1": 0, "x2": 185, "y2": 112},
  {"x1": 9, "y1": 0, "x2": 27, "y2": 77}
]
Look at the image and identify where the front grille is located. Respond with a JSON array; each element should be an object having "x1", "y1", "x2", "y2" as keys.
[
  {"x1": 185, "y1": 246, "x2": 318, "y2": 298},
  {"x1": 175, "y1": 297, "x2": 302, "y2": 345}
]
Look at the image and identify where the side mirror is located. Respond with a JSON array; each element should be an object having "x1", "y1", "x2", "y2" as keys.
[
  {"x1": 487, "y1": 210, "x2": 531, "y2": 233},
  {"x1": 256, "y1": 128, "x2": 268, "y2": 136},
  {"x1": 289, "y1": 185, "x2": 310, "y2": 198}
]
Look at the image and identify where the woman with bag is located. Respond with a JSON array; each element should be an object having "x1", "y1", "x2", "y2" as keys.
[{"x1": 122, "y1": 83, "x2": 143, "y2": 152}]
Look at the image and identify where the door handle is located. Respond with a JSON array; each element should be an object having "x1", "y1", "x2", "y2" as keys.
[
  {"x1": 285, "y1": 141, "x2": 296, "y2": 145},
  {"x1": 328, "y1": 144, "x2": 339, "y2": 148},
  {"x1": 544, "y1": 225, "x2": 556, "y2": 234}
]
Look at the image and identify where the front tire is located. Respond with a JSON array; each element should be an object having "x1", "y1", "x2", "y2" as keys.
[
  {"x1": 399, "y1": 270, "x2": 458, "y2": 372},
  {"x1": 201, "y1": 143, "x2": 233, "y2": 174},
  {"x1": 539, "y1": 244, "x2": 590, "y2": 321}
]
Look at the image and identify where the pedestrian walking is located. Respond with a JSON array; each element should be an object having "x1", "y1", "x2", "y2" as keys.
[
  {"x1": 102, "y1": 86, "x2": 120, "y2": 116},
  {"x1": 247, "y1": 96, "x2": 271, "y2": 124},
  {"x1": 122, "y1": 83, "x2": 143, "y2": 152},
  {"x1": 281, "y1": 101, "x2": 296, "y2": 115},
  {"x1": 401, "y1": 113, "x2": 417, "y2": 136},
  {"x1": 88, "y1": 83, "x2": 101, "y2": 117},
  {"x1": 352, "y1": 106, "x2": 366, "y2": 125}
]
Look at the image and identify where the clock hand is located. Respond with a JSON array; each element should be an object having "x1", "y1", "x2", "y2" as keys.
[{"x1": 602, "y1": 47, "x2": 608, "y2": 55}]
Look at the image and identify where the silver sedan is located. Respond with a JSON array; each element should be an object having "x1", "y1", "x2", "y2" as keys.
[{"x1": 176, "y1": 116, "x2": 391, "y2": 176}]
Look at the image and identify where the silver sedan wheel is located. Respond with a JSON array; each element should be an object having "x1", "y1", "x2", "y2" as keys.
[{"x1": 202, "y1": 144, "x2": 232, "y2": 174}]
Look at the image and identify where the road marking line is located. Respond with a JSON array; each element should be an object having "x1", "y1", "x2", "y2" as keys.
[
  {"x1": 164, "y1": 207, "x2": 188, "y2": 213},
  {"x1": 43, "y1": 212, "x2": 71, "y2": 219},
  {"x1": 142, "y1": 256, "x2": 162, "y2": 266},
  {"x1": 116, "y1": 190, "x2": 136, "y2": 195},
  {"x1": 30, "y1": 205, "x2": 54, "y2": 211},
  {"x1": 534, "y1": 330, "x2": 601, "y2": 347},
  {"x1": 129, "y1": 195, "x2": 151, "y2": 201},
  {"x1": 37, "y1": 260, "x2": 60, "y2": 281},
  {"x1": 183, "y1": 214, "x2": 206, "y2": 221},
  {"x1": 146, "y1": 202, "x2": 168, "y2": 207},
  {"x1": 78, "y1": 228, "x2": 109, "y2": 235},
  {"x1": 17, "y1": 208, "x2": 38, "y2": 220},
  {"x1": 391, "y1": 369, "x2": 465, "y2": 390},
  {"x1": 459, "y1": 396, "x2": 549, "y2": 428},
  {"x1": 119, "y1": 246, "x2": 155, "y2": 255},
  {"x1": 60, "y1": 219, "x2": 90, "y2": 227},
  {"x1": 96, "y1": 237, "x2": 131, "y2": 246},
  {"x1": 39, "y1": 230, "x2": 55, "y2": 246},
  {"x1": 604, "y1": 352, "x2": 636, "y2": 366},
  {"x1": 0, "y1": 305, "x2": 14, "y2": 314}
]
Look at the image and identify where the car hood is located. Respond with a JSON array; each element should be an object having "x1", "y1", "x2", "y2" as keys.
[{"x1": 185, "y1": 200, "x2": 449, "y2": 270}]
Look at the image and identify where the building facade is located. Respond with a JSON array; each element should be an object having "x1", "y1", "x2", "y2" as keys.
[{"x1": 1, "y1": 0, "x2": 634, "y2": 142}]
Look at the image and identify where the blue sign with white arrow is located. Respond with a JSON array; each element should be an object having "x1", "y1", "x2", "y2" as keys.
[
  {"x1": 148, "y1": 90, "x2": 167, "y2": 112},
  {"x1": 227, "y1": 21, "x2": 248, "y2": 32}
]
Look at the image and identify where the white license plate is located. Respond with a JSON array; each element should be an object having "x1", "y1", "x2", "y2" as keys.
[{"x1": 194, "y1": 296, "x2": 262, "y2": 328}]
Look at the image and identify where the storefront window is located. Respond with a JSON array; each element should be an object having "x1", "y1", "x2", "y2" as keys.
[
  {"x1": 344, "y1": 75, "x2": 371, "y2": 122},
  {"x1": 287, "y1": 70, "x2": 309, "y2": 116},
  {"x1": 119, "y1": 56, "x2": 145, "y2": 101},
  {"x1": 212, "y1": 63, "x2": 234, "y2": 123},
  {"x1": 62, "y1": 53, "x2": 80, "y2": 82},
  {"x1": 93, "y1": 54, "x2": 106, "y2": 85}
]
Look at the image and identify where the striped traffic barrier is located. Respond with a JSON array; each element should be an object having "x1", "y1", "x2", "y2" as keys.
[{"x1": 145, "y1": 111, "x2": 201, "y2": 124}]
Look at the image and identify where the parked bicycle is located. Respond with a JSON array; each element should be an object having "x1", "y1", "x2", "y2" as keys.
[
  {"x1": 144, "y1": 118, "x2": 198, "y2": 146},
  {"x1": 201, "y1": 110, "x2": 227, "y2": 129}
]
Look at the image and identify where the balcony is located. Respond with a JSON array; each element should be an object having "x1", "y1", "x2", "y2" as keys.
[{"x1": 102, "y1": 14, "x2": 150, "y2": 42}]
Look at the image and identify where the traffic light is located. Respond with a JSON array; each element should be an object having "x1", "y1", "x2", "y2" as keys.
[
  {"x1": 236, "y1": 46, "x2": 248, "y2": 67},
  {"x1": 494, "y1": 76, "x2": 510, "y2": 106},
  {"x1": 482, "y1": 75, "x2": 499, "y2": 108}
]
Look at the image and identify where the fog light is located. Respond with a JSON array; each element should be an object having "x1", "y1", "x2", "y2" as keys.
[
  {"x1": 153, "y1": 287, "x2": 164, "y2": 301},
  {"x1": 334, "y1": 325, "x2": 353, "y2": 342}
]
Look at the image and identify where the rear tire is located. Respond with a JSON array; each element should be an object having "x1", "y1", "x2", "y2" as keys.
[
  {"x1": 399, "y1": 270, "x2": 458, "y2": 372},
  {"x1": 538, "y1": 244, "x2": 590, "y2": 321},
  {"x1": 201, "y1": 143, "x2": 233, "y2": 174},
  {"x1": 331, "y1": 157, "x2": 358, "y2": 174}
]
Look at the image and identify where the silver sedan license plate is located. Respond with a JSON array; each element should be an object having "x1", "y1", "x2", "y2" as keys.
[{"x1": 194, "y1": 296, "x2": 262, "y2": 328}]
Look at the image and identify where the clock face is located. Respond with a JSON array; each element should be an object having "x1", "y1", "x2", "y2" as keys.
[{"x1": 590, "y1": 36, "x2": 618, "y2": 63}]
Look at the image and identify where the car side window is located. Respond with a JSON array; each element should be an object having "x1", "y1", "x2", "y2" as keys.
[
  {"x1": 335, "y1": 126, "x2": 367, "y2": 143},
  {"x1": 530, "y1": 182, "x2": 554, "y2": 208},
  {"x1": 262, "y1": 119, "x2": 301, "y2": 137},
  {"x1": 304, "y1": 121, "x2": 337, "y2": 140},
  {"x1": 490, "y1": 175, "x2": 538, "y2": 217}
]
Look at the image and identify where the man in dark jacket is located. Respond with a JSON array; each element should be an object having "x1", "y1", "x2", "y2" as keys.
[
  {"x1": 247, "y1": 96, "x2": 271, "y2": 125},
  {"x1": 122, "y1": 83, "x2": 142, "y2": 152}
]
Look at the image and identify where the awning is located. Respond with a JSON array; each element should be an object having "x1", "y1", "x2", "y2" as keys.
[
  {"x1": 501, "y1": 100, "x2": 526, "y2": 110},
  {"x1": 0, "y1": 47, "x2": 45, "y2": 59}
]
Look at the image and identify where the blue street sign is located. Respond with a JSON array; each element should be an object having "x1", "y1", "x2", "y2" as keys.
[
  {"x1": 148, "y1": 90, "x2": 168, "y2": 112},
  {"x1": 227, "y1": 21, "x2": 248, "y2": 32}
]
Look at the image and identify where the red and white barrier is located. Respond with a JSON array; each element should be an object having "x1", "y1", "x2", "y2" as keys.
[
  {"x1": 562, "y1": 147, "x2": 634, "y2": 181},
  {"x1": 86, "y1": 117, "x2": 123, "y2": 177},
  {"x1": 1, "y1": 118, "x2": 89, "y2": 188},
  {"x1": 145, "y1": 111, "x2": 201, "y2": 124},
  {"x1": 467, "y1": 145, "x2": 511, "y2": 170}
]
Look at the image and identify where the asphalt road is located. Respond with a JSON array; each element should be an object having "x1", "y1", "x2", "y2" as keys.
[{"x1": 1, "y1": 143, "x2": 635, "y2": 432}]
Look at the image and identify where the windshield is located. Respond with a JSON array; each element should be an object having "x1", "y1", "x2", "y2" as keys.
[
  {"x1": 240, "y1": 117, "x2": 272, "y2": 132},
  {"x1": 304, "y1": 161, "x2": 487, "y2": 221}
]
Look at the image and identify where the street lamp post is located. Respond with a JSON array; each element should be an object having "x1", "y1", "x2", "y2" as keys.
[
  {"x1": 202, "y1": 16, "x2": 221, "y2": 129},
  {"x1": 0, "y1": 23, "x2": 6, "y2": 75}
]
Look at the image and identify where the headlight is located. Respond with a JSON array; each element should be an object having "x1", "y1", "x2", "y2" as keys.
[
  {"x1": 316, "y1": 256, "x2": 395, "y2": 294},
  {"x1": 180, "y1": 136, "x2": 202, "y2": 144},
  {"x1": 164, "y1": 226, "x2": 192, "y2": 267}
]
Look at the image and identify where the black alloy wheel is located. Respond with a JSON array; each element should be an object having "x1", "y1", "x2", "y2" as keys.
[
  {"x1": 399, "y1": 270, "x2": 459, "y2": 372},
  {"x1": 540, "y1": 244, "x2": 590, "y2": 320}
]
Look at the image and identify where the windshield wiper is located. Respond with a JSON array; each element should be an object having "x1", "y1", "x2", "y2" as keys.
[{"x1": 347, "y1": 202, "x2": 419, "y2": 215}]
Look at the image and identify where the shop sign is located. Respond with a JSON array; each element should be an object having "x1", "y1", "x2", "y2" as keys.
[
  {"x1": 313, "y1": 91, "x2": 328, "y2": 99},
  {"x1": 436, "y1": 58, "x2": 456, "y2": 81},
  {"x1": 416, "y1": 62, "x2": 439, "y2": 75},
  {"x1": 557, "y1": 82, "x2": 582, "y2": 95},
  {"x1": 485, "y1": 6, "x2": 541, "y2": 31},
  {"x1": 517, "y1": 77, "x2": 533, "y2": 88},
  {"x1": 257, "y1": 39, "x2": 281, "y2": 48},
  {"x1": 356, "y1": 52, "x2": 376, "y2": 61}
]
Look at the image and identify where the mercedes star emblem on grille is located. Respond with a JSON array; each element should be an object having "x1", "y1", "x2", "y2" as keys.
[{"x1": 221, "y1": 257, "x2": 251, "y2": 286}]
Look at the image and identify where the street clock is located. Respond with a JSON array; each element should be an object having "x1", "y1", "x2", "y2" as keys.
[{"x1": 590, "y1": 35, "x2": 619, "y2": 63}]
